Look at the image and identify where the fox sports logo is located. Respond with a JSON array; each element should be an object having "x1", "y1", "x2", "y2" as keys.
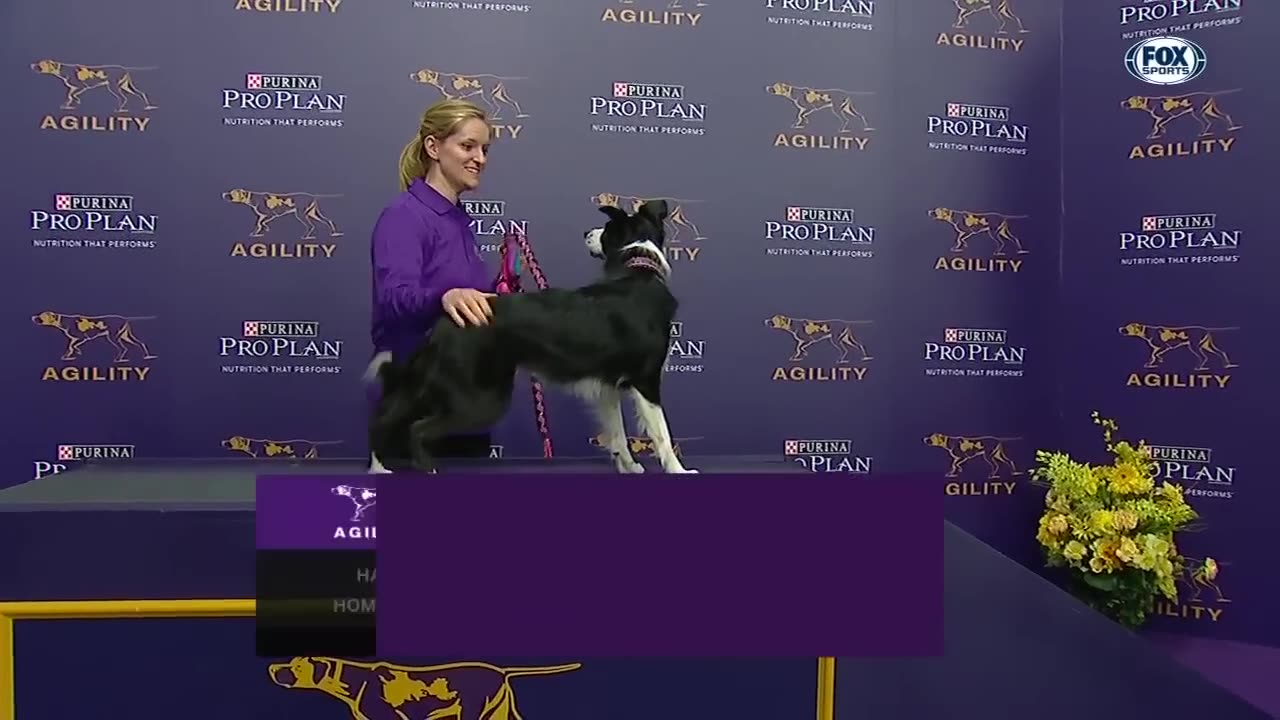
[{"x1": 1125, "y1": 36, "x2": 1206, "y2": 86}]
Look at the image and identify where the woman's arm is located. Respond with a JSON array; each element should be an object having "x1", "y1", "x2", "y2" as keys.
[{"x1": 371, "y1": 205, "x2": 443, "y2": 319}]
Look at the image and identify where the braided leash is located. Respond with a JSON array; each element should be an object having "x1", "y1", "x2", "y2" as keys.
[{"x1": 494, "y1": 228, "x2": 555, "y2": 459}]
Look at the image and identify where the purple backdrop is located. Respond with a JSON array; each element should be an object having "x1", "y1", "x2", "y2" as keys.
[
  {"x1": 1059, "y1": 0, "x2": 1273, "y2": 648},
  {"x1": 2, "y1": 0, "x2": 1271, "y2": 650}
]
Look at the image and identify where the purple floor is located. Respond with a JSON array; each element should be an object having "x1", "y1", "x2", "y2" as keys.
[{"x1": 1146, "y1": 632, "x2": 1280, "y2": 718}]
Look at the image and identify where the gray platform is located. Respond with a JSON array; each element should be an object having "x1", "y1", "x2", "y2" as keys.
[{"x1": 0, "y1": 454, "x2": 797, "y2": 511}]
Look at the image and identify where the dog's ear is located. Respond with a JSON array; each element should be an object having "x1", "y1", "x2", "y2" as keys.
[
  {"x1": 638, "y1": 199, "x2": 668, "y2": 222},
  {"x1": 597, "y1": 205, "x2": 628, "y2": 223}
]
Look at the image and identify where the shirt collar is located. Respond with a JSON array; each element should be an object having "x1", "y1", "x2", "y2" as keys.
[{"x1": 410, "y1": 178, "x2": 469, "y2": 220}]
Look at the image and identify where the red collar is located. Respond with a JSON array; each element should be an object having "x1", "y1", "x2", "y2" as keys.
[{"x1": 625, "y1": 256, "x2": 666, "y2": 279}]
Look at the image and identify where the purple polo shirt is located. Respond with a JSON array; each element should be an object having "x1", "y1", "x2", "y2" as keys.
[{"x1": 370, "y1": 179, "x2": 495, "y2": 360}]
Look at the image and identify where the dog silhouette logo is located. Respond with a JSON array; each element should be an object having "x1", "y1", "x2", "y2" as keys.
[
  {"x1": 924, "y1": 433, "x2": 1023, "y2": 479},
  {"x1": 222, "y1": 436, "x2": 344, "y2": 459},
  {"x1": 765, "y1": 82, "x2": 874, "y2": 133},
  {"x1": 590, "y1": 193, "x2": 705, "y2": 243},
  {"x1": 268, "y1": 657, "x2": 581, "y2": 720},
  {"x1": 590, "y1": 433, "x2": 701, "y2": 458},
  {"x1": 1179, "y1": 556, "x2": 1231, "y2": 605},
  {"x1": 1118, "y1": 323, "x2": 1238, "y2": 371},
  {"x1": 222, "y1": 188, "x2": 344, "y2": 240},
  {"x1": 949, "y1": 0, "x2": 1027, "y2": 33},
  {"x1": 31, "y1": 59, "x2": 159, "y2": 112},
  {"x1": 32, "y1": 311, "x2": 157, "y2": 363},
  {"x1": 764, "y1": 315, "x2": 874, "y2": 363},
  {"x1": 1121, "y1": 90, "x2": 1242, "y2": 140},
  {"x1": 409, "y1": 68, "x2": 529, "y2": 121},
  {"x1": 332, "y1": 484, "x2": 376, "y2": 523},
  {"x1": 928, "y1": 207, "x2": 1029, "y2": 256}
]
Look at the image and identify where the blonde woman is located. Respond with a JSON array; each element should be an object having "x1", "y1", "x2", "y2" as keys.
[{"x1": 366, "y1": 99, "x2": 504, "y2": 468}]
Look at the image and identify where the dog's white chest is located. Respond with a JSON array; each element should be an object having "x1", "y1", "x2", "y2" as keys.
[{"x1": 564, "y1": 378, "x2": 616, "y2": 401}]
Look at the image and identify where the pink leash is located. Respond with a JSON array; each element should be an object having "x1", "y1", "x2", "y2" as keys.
[{"x1": 494, "y1": 228, "x2": 555, "y2": 459}]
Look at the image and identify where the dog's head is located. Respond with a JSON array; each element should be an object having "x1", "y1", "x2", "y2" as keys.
[
  {"x1": 222, "y1": 188, "x2": 252, "y2": 204},
  {"x1": 31, "y1": 311, "x2": 61, "y2": 328},
  {"x1": 222, "y1": 435, "x2": 252, "y2": 452},
  {"x1": 268, "y1": 657, "x2": 351, "y2": 695},
  {"x1": 31, "y1": 60, "x2": 62, "y2": 76},
  {"x1": 584, "y1": 199, "x2": 671, "y2": 277},
  {"x1": 1120, "y1": 95, "x2": 1150, "y2": 111}
]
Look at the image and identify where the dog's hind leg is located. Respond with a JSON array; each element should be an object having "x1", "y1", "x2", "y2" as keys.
[
  {"x1": 367, "y1": 419, "x2": 405, "y2": 474},
  {"x1": 578, "y1": 383, "x2": 644, "y2": 474},
  {"x1": 408, "y1": 417, "x2": 443, "y2": 473},
  {"x1": 368, "y1": 392, "x2": 414, "y2": 473},
  {"x1": 407, "y1": 380, "x2": 515, "y2": 473},
  {"x1": 367, "y1": 452, "x2": 392, "y2": 474},
  {"x1": 628, "y1": 381, "x2": 697, "y2": 474}
]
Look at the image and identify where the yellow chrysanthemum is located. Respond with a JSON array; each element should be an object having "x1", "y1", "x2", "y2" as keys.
[
  {"x1": 1115, "y1": 537, "x2": 1140, "y2": 565},
  {"x1": 1112, "y1": 509, "x2": 1139, "y2": 531},
  {"x1": 1109, "y1": 463, "x2": 1153, "y2": 495},
  {"x1": 1132, "y1": 533, "x2": 1168, "y2": 571},
  {"x1": 1088, "y1": 536, "x2": 1122, "y2": 574},
  {"x1": 1036, "y1": 525, "x2": 1059, "y2": 551},
  {"x1": 1048, "y1": 515, "x2": 1069, "y2": 535},
  {"x1": 1088, "y1": 510, "x2": 1115, "y2": 536},
  {"x1": 1079, "y1": 469, "x2": 1100, "y2": 496},
  {"x1": 1063, "y1": 540, "x2": 1087, "y2": 562}
]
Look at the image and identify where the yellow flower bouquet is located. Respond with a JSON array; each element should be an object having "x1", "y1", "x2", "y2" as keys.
[{"x1": 1031, "y1": 412, "x2": 1215, "y2": 628}]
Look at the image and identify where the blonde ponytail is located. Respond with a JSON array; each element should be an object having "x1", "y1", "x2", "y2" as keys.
[
  {"x1": 398, "y1": 136, "x2": 427, "y2": 192},
  {"x1": 397, "y1": 99, "x2": 489, "y2": 192}
]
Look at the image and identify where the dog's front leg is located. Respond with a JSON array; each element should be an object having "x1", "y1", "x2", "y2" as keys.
[
  {"x1": 577, "y1": 382, "x2": 642, "y2": 473},
  {"x1": 630, "y1": 388, "x2": 698, "y2": 474},
  {"x1": 590, "y1": 387, "x2": 644, "y2": 474}
]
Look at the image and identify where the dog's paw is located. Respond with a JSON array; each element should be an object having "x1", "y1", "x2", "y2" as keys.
[
  {"x1": 670, "y1": 467, "x2": 699, "y2": 474},
  {"x1": 366, "y1": 466, "x2": 393, "y2": 475},
  {"x1": 615, "y1": 459, "x2": 645, "y2": 474}
]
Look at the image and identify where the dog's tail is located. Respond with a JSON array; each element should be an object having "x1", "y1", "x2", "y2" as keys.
[
  {"x1": 501, "y1": 663, "x2": 583, "y2": 678},
  {"x1": 363, "y1": 351, "x2": 394, "y2": 385}
]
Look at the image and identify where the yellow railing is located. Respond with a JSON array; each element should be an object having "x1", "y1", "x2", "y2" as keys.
[
  {"x1": 0, "y1": 599, "x2": 256, "y2": 720},
  {"x1": 816, "y1": 657, "x2": 836, "y2": 720},
  {"x1": 0, "y1": 600, "x2": 835, "y2": 720}
]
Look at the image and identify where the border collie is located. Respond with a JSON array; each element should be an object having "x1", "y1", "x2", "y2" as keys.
[{"x1": 368, "y1": 199, "x2": 698, "y2": 475}]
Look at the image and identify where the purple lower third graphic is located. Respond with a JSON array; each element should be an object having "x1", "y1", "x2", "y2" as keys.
[
  {"x1": 256, "y1": 475, "x2": 377, "y2": 550},
  {"x1": 373, "y1": 472, "x2": 944, "y2": 658}
]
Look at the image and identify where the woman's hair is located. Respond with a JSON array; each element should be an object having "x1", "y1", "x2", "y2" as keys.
[{"x1": 398, "y1": 99, "x2": 489, "y2": 191}]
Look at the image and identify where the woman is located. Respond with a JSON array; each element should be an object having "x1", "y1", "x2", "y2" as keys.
[{"x1": 366, "y1": 98, "x2": 504, "y2": 471}]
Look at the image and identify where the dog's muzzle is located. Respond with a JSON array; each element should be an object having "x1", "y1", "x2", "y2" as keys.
[{"x1": 584, "y1": 228, "x2": 604, "y2": 259}]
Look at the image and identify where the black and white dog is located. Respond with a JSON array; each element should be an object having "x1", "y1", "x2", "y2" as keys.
[{"x1": 368, "y1": 199, "x2": 698, "y2": 475}]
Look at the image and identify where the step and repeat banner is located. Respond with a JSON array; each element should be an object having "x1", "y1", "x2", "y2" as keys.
[
  {"x1": 1059, "y1": 1, "x2": 1273, "y2": 647},
  {"x1": 4, "y1": 0, "x2": 1267, "y2": 647},
  {"x1": 4, "y1": 0, "x2": 1061, "y2": 553}
]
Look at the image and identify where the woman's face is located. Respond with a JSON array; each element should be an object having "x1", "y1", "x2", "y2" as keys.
[{"x1": 427, "y1": 118, "x2": 491, "y2": 195}]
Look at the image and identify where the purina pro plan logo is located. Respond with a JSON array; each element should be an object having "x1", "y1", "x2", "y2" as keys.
[{"x1": 1125, "y1": 36, "x2": 1206, "y2": 85}]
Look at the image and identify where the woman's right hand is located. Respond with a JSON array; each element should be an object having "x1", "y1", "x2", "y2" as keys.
[{"x1": 442, "y1": 287, "x2": 496, "y2": 327}]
